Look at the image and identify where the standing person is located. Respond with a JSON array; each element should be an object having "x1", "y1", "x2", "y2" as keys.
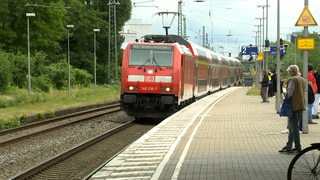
[
  {"x1": 271, "y1": 68, "x2": 284, "y2": 113},
  {"x1": 308, "y1": 64, "x2": 317, "y2": 124},
  {"x1": 268, "y1": 70, "x2": 275, "y2": 97},
  {"x1": 308, "y1": 84, "x2": 315, "y2": 124},
  {"x1": 260, "y1": 70, "x2": 269, "y2": 103},
  {"x1": 312, "y1": 69, "x2": 320, "y2": 119},
  {"x1": 279, "y1": 65, "x2": 306, "y2": 154}
]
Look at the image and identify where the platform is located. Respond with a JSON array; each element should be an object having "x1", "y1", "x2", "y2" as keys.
[{"x1": 90, "y1": 87, "x2": 320, "y2": 180}]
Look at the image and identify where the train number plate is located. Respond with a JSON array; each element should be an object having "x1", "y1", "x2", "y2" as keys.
[
  {"x1": 141, "y1": 86, "x2": 158, "y2": 92},
  {"x1": 145, "y1": 76, "x2": 155, "y2": 82}
]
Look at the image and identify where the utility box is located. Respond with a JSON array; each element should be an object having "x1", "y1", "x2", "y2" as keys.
[{"x1": 243, "y1": 76, "x2": 253, "y2": 86}]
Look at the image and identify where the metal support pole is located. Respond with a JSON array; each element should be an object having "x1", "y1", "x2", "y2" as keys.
[
  {"x1": 294, "y1": 34, "x2": 297, "y2": 64},
  {"x1": 67, "y1": 29, "x2": 70, "y2": 94},
  {"x1": 113, "y1": 4, "x2": 118, "y2": 81},
  {"x1": 256, "y1": 18, "x2": 264, "y2": 71},
  {"x1": 202, "y1": 26, "x2": 205, "y2": 47},
  {"x1": 27, "y1": 17, "x2": 31, "y2": 95},
  {"x1": 265, "y1": 0, "x2": 269, "y2": 73},
  {"x1": 26, "y1": 13, "x2": 35, "y2": 95},
  {"x1": 93, "y1": 29, "x2": 100, "y2": 87},
  {"x1": 302, "y1": 0, "x2": 309, "y2": 133},
  {"x1": 108, "y1": 2, "x2": 111, "y2": 83},
  {"x1": 108, "y1": 0, "x2": 120, "y2": 83},
  {"x1": 94, "y1": 31, "x2": 96, "y2": 87},
  {"x1": 178, "y1": 0, "x2": 182, "y2": 36},
  {"x1": 66, "y1": 24, "x2": 74, "y2": 94},
  {"x1": 276, "y1": 0, "x2": 281, "y2": 114}
]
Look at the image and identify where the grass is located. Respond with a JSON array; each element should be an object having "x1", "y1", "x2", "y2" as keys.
[
  {"x1": 0, "y1": 85, "x2": 120, "y2": 121},
  {"x1": 246, "y1": 85, "x2": 260, "y2": 96}
]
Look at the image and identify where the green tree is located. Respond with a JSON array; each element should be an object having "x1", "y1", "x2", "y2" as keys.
[
  {"x1": 0, "y1": 0, "x2": 67, "y2": 59},
  {"x1": 11, "y1": 52, "x2": 28, "y2": 88},
  {"x1": 0, "y1": 51, "x2": 13, "y2": 93},
  {"x1": 307, "y1": 32, "x2": 320, "y2": 70}
]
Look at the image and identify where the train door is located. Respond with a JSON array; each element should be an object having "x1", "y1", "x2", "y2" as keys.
[
  {"x1": 180, "y1": 55, "x2": 185, "y2": 99},
  {"x1": 194, "y1": 60, "x2": 198, "y2": 97},
  {"x1": 208, "y1": 64, "x2": 212, "y2": 91}
]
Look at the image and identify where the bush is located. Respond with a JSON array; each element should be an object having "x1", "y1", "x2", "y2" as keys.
[
  {"x1": 46, "y1": 61, "x2": 68, "y2": 89},
  {"x1": 32, "y1": 76, "x2": 50, "y2": 92},
  {"x1": 72, "y1": 68, "x2": 93, "y2": 87},
  {"x1": 5, "y1": 117, "x2": 21, "y2": 129},
  {"x1": 0, "y1": 119, "x2": 5, "y2": 130},
  {"x1": 37, "y1": 112, "x2": 45, "y2": 121},
  {"x1": 19, "y1": 115, "x2": 29, "y2": 125},
  {"x1": 48, "y1": 111, "x2": 55, "y2": 118}
]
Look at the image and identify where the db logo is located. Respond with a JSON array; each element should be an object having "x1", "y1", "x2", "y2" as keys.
[{"x1": 145, "y1": 76, "x2": 155, "y2": 82}]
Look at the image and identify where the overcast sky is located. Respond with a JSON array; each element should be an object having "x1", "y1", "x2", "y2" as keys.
[{"x1": 130, "y1": 0, "x2": 320, "y2": 56}]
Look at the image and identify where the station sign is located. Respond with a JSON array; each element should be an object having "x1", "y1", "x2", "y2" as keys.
[
  {"x1": 269, "y1": 46, "x2": 286, "y2": 55},
  {"x1": 297, "y1": 38, "x2": 314, "y2": 50},
  {"x1": 241, "y1": 46, "x2": 258, "y2": 55}
]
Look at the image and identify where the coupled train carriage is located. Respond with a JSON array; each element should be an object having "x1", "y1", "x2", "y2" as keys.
[{"x1": 120, "y1": 34, "x2": 242, "y2": 119}]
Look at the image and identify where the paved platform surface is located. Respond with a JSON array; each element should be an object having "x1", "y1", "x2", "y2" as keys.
[{"x1": 90, "y1": 87, "x2": 320, "y2": 180}]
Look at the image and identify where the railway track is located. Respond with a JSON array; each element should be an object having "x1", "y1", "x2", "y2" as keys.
[
  {"x1": 10, "y1": 121, "x2": 156, "y2": 179},
  {"x1": 0, "y1": 103, "x2": 121, "y2": 146}
]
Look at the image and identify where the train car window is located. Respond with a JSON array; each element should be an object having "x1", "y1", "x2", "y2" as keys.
[
  {"x1": 211, "y1": 54, "x2": 220, "y2": 64},
  {"x1": 221, "y1": 57, "x2": 229, "y2": 65},
  {"x1": 229, "y1": 60, "x2": 234, "y2": 66},
  {"x1": 196, "y1": 49, "x2": 207, "y2": 61},
  {"x1": 129, "y1": 44, "x2": 174, "y2": 67}
]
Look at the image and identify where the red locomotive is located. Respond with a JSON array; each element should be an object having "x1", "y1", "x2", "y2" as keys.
[{"x1": 120, "y1": 35, "x2": 242, "y2": 119}]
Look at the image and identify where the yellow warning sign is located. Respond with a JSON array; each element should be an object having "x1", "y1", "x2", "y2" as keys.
[
  {"x1": 295, "y1": 7, "x2": 318, "y2": 26},
  {"x1": 297, "y1": 38, "x2": 314, "y2": 50},
  {"x1": 257, "y1": 52, "x2": 263, "y2": 61}
]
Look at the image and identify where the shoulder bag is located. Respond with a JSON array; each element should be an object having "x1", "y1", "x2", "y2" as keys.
[{"x1": 279, "y1": 97, "x2": 293, "y2": 117}]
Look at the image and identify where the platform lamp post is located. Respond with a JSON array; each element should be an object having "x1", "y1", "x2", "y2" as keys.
[
  {"x1": 257, "y1": 4, "x2": 269, "y2": 71},
  {"x1": 93, "y1": 28, "x2": 100, "y2": 87},
  {"x1": 26, "y1": 13, "x2": 35, "y2": 95},
  {"x1": 66, "y1": 24, "x2": 74, "y2": 94},
  {"x1": 254, "y1": 24, "x2": 262, "y2": 86}
]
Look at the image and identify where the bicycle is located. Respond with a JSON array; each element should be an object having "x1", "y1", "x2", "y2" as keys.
[{"x1": 287, "y1": 143, "x2": 320, "y2": 180}]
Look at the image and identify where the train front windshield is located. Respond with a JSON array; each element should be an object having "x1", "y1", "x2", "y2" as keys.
[{"x1": 129, "y1": 44, "x2": 174, "y2": 67}]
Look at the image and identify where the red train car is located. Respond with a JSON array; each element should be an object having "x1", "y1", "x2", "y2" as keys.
[{"x1": 120, "y1": 35, "x2": 242, "y2": 119}]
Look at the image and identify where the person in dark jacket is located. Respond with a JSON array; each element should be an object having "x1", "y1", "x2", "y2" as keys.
[
  {"x1": 271, "y1": 68, "x2": 284, "y2": 113},
  {"x1": 260, "y1": 70, "x2": 269, "y2": 103}
]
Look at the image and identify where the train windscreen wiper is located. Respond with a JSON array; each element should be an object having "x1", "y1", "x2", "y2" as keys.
[
  {"x1": 137, "y1": 57, "x2": 150, "y2": 69},
  {"x1": 151, "y1": 50, "x2": 163, "y2": 70},
  {"x1": 138, "y1": 50, "x2": 162, "y2": 70}
]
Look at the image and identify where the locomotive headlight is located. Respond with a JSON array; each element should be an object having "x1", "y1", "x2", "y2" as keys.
[
  {"x1": 161, "y1": 87, "x2": 171, "y2": 92},
  {"x1": 147, "y1": 69, "x2": 154, "y2": 74},
  {"x1": 129, "y1": 86, "x2": 134, "y2": 91}
]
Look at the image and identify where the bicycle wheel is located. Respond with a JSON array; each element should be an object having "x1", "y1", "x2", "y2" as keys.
[{"x1": 287, "y1": 145, "x2": 320, "y2": 180}]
